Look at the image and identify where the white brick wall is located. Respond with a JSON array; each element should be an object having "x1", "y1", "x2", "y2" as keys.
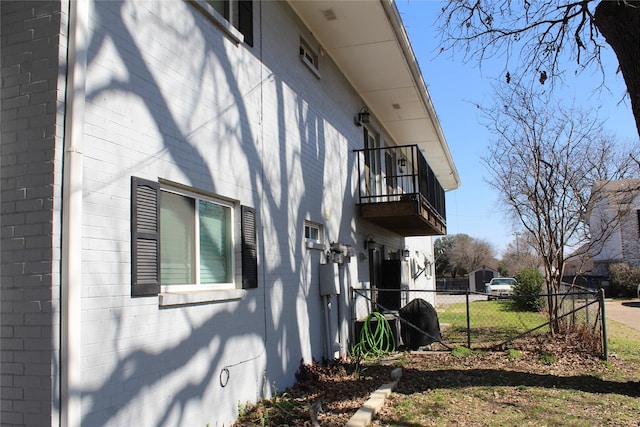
[{"x1": 1, "y1": 1, "x2": 65, "y2": 426}]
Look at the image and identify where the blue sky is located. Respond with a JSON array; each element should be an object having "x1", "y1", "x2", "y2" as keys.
[{"x1": 396, "y1": 0, "x2": 639, "y2": 256}]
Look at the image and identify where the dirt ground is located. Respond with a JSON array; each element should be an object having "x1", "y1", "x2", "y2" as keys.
[{"x1": 233, "y1": 331, "x2": 636, "y2": 426}]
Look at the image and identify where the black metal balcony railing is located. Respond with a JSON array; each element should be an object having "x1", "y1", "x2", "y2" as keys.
[{"x1": 354, "y1": 144, "x2": 446, "y2": 235}]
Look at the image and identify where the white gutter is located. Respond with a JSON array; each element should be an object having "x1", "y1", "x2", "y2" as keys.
[
  {"x1": 60, "y1": 0, "x2": 87, "y2": 425},
  {"x1": 382, "y1": 0, "x2": 461, "y2": 190}
]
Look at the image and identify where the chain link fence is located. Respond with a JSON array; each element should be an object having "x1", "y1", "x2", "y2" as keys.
[{"x1": 351, "y1": 284, "x2": 606, "y2": 358}]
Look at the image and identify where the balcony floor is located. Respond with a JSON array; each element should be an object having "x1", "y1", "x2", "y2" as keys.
[{"x1": 359, "y1": 198, "x2": 446, "y2": 237}]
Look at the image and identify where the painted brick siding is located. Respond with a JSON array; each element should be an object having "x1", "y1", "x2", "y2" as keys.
[
  {"x1": 2, "y1": 1, "x2": 411, "y2": 426},
  {"x1": 1, "y1": 1, "x2": 66, "y2": 426},
  {"x1": 76, "y1": 2, "x2": 388, "y2": 425},
  {"x1": 76, "y1": 1, "x2": 271, "y2": 425}
]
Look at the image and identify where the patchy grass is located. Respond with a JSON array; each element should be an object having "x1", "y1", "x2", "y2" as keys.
[
  {"x1": 374, "y1": 322, "x2": 640, "y2": 427},
  {"x1": 233, "y1": 321, "x2": 639, "y2": 426},
  {"x1": 450, "y1": 346, "x2": 482, "y2": 358},
  {"x1": 505, "y1": 348, "x2": 522, "y2": 360},
  {"x1": 608, "y1": 319, "x2": 640, "y2": 362},
  {"x1": 539, "y1": 351, "x2": 557, "y2": 365}
]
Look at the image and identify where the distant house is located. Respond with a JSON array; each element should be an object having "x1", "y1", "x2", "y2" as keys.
[
  {"x1": 1, "y1": 1, "x2": 459, "y2": 426},
  {"x1": 589, "y1": 179, "x2": 640, "y2": 276}
]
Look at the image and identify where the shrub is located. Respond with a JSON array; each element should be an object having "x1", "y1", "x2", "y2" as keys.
[
  {"x1": 513, "y1": 268, "x2": 545, "y2": 312},
  {"x1": 608, "y1": 262, "x2": 640, "y2": 297}
]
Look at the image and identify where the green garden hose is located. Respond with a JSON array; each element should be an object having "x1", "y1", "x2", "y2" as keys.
[{"x1": 353, "y1": 312, "x2": 396, "y2": 360}]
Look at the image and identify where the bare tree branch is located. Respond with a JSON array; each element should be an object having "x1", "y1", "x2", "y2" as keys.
[
  {"x1": 480, "y1": 83, "x2": 638, "y2": 333},
  {"x1": 437, "y1": 0, "x2": 640, "y2": 137}
]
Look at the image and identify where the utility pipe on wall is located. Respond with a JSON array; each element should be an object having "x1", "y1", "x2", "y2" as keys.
[{"x1": 60, "y1": 0, "x2": 88, "y2": 425}]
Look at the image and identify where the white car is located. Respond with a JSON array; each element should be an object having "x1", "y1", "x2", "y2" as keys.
[{"x1": 485, "y1": 277, "x2": 517, "y2": 300}]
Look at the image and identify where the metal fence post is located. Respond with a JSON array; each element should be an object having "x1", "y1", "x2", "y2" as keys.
[
  {"x1": 600, "y1": 288, "x2": 608, "y2": 361},
  {"x1": 465, "y1": 291, "x2": 471, "y2": 348},
  {"x1": 585, "y1": 293, "x2": 589, "y2": 327}
]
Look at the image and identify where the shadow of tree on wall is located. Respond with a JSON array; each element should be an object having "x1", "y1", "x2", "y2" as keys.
[{"x1": 78, "y1": 1, "x2": 359, "y2": 424}]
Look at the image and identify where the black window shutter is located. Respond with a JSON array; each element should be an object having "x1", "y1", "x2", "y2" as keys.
[
  {"x1": 131, "y1": 177, "x2": 160, "y2": 296},
  {"x1": 241, "y1": 205, "x2": 258, "y2": 289},
  {"x1": 238, "y1": 0, "x2": 253, "y2": 47}
]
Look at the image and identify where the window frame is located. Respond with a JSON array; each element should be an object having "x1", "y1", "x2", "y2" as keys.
[
  {"x1": 299, "y1": 38, "x2": 322, "y2": 79},
  {"x1": 191, "y1": 0, "x2": 253, "y2": 46},
  {"x1": 159, "y1": 185, "x2": 236, "y2": 293},
  {"x1": 304, "y1": 220, "x2": 324, "y2": 250},
  {"x1": 131, "y1": 177, "x2": 258, "y2": 304}
]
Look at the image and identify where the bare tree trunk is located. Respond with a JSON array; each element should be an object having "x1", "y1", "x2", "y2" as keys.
[{"x1": 595, "y1": 1, "x2": 640, "y2": 139}]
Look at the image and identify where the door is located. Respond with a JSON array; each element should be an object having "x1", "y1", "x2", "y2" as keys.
[
  {"x1": 364, "y1": 128, "x2": 381, "y2": 200},
  {"x1": 384, "y1": 149, "x2": 398, "y2": 201},
  {"x1": 379, "y1": 259, "x2": 402, "y2": 311}
]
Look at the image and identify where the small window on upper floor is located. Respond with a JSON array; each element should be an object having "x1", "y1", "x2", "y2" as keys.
[
  {"x1": 300, "y1": 39, "x2": 321, "y2": 79},
  {"x1": 195, "y1": 0, "x2": 253, "y2": 46}
]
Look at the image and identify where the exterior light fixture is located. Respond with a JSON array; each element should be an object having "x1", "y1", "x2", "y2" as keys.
[
  {"x1": 364, "y1": 234, "x2": 375, "y2": 249},
  {"x1": 354, "y1": 107, "x2": 370, "y2": 126},
  {"x1": 402, "y1": 248, "x2": 410, "y2": 259},
  {"x1": 398, "y1": 157, "x2": 407, "y2": 168}
]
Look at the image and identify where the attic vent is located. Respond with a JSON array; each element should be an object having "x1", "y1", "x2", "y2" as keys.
[
  {"x1": 322, "y1": 9, "x2": 337, "y2": 20},
  {"x1": 392, "y1": 103, "x2": 401, "y2": 110}
]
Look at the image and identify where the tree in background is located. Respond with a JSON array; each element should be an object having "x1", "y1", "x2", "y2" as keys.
[
  {"x1": 500, "y1": 232, "x2": 542, "y2": 276},
  {"x1": 437, "y1": 1, "x2": 640, "y2": 138},
  {"x1": 482, "y1": 83, "x2": 637, "y2": 333},
  {"x1": 435, "y1": 234, "x2": 496, "y2": 277},
  {"x1": 434, "y1": 235, "x2": 455, "y2": 277}
]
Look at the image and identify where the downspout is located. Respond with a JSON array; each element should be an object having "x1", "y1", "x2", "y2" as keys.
[{"x1": 60, "y1": 0, "x2": 87, "y2": 425}]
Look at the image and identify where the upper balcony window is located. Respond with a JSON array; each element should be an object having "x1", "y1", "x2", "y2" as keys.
[{"x1": 194, "y1": 0, "x2": 253, "y2": 46}]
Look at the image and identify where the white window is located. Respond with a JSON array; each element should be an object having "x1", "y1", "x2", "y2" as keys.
[
  {"x1": 300, "y1": 39, "x2": 321, "y2": 78},
  {"x1": 304, "y1": 221, "x2": 324, "y2": 250},
  {"x1": 194, "y1": 0, "x2": 254, "y2": 46},
  {"x1": 160, "y1": 188, "x2": 234, "y2": 291}
]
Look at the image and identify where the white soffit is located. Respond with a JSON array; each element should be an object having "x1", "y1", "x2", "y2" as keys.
[{"x1": 288, "y1": 0, "x2": 460, "y2": 190}]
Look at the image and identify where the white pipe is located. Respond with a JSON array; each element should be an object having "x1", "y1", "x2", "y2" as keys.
[
  {"x1": 336, "y1": 264, "x2": 345, "y2": 359},
  {"x1": 61, "y1": 0, "x2": 87, "y2": 425}
]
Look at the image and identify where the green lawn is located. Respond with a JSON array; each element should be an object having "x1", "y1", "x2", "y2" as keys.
[{"x1": 437, "y1": 299, "x2": 552, "y2": 347}]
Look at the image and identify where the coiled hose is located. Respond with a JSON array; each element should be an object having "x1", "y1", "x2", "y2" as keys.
[{"x1": 352, "y1": 312, "x2": 395, "y2": 360}]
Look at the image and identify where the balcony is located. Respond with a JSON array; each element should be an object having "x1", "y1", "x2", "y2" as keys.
[{"x1": 354, "y1": 145, "x2": 446, "y2": 236}]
